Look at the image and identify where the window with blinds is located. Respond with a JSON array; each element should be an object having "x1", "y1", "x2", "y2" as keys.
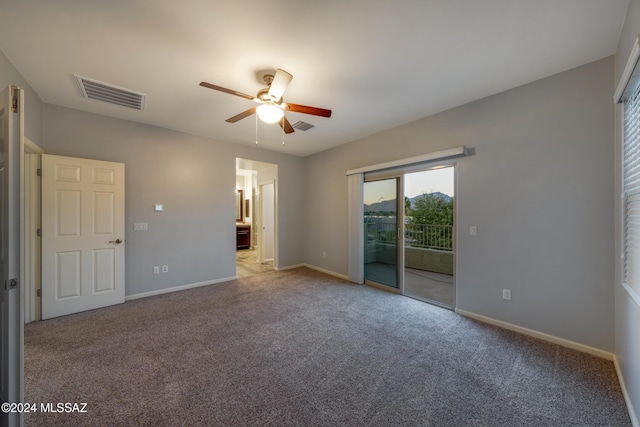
[{"x1": 623, "y1": 83, "x2": 640, "y2": 298}]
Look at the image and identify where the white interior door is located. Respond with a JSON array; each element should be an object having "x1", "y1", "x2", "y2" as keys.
[
  {"x1": 41, "y1": 154, "x2": 125, "y2": 320},
  {"x1": 0, "y1": 85, "x2": 23, "y2": 427},
  {"x1": 260, "y1": 182, "x2": 274, "y2": 262}
]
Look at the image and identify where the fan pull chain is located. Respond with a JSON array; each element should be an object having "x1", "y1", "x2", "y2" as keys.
[
  {"x1": 281, "y1": 117, "x2": 285, "y2": 147},
  {"x1": 255, "y1": 113, "x2": 259, "y2": 145}
]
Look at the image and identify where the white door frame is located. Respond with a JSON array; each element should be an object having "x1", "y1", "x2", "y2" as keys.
[
  {"x1": 258, "y1": 179, "x2": 276, "y2": 267},
  {"x1": 23, "y1": 138, "x2": 41, "y2": 323},
  {"x1": 1, "y1": 85, "x2": 24, "y2": 427}
]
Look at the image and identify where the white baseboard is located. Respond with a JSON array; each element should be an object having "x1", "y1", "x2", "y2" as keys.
[
  {"x1": 125, "y1": 276, "x2": 235, "y2": 301},
  {"x1": 275, "y1": 263, "x2": 305, "y2": 271},
  {"x1": 455, "y1": 309, "x2": 614, "y2": 361},
  {"x1": 303, "y1": 263, "x2": 350, "y2": 281},
  {"x1": 614, "y1": 355, "x2": 640, "y2": 427}
]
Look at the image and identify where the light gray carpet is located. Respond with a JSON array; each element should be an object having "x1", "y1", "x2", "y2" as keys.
[{"x1": 24, "y1": 268, "x2": 630, "y2": 426}]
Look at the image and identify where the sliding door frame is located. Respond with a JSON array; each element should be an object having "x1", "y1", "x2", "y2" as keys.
[
  {"x1": 361, "y1": 161, "x2": 459, "y2": 309},
  {"x1": 347, "y1": 146, "x2": 468, "y2": 287}
]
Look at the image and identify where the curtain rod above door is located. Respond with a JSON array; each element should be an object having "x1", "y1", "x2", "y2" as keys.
[{"x1": 345, "y1": 146, "x2": 468, "y2": 176}]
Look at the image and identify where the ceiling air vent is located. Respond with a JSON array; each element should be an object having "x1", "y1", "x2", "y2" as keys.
[
  {"x1": 74, "y1": 75, "x2": 146, "y2": 111},
  {"x1": 292, "y1": 121, "x2": 315, "y2": 131}
]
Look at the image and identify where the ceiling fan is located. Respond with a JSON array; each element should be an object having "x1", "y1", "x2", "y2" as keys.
[{"x1": 200, "y1": 69, "x2": 331, "y2": 134}]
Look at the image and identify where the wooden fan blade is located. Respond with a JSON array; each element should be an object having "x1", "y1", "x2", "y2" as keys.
[
  {"x1": 267, "y1": 69, "x2": 293, "y2": 102},
  {"x1": 284, "y1": 102, "x2": 332, "y2": 118},
  {"x1": 278, "y1": 116, "x2": 295, "y2": 134},
  {"x1": 226, "y1": 107, "x2": 257, "y2": 123},
  {"x1": 200, "y1": 82, "x2": 255, "y2": 101}
]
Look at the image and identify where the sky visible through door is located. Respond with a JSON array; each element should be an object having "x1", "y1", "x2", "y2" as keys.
[
  {"x1": 363, "y1": 167, "x2": 454, "y2": 205},
  {"x1": 404, "y1": 167, "x2": 454, "y2": 199}
]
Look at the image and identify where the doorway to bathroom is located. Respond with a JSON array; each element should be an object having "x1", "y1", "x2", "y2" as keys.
[{"x1": 236, "y1": 158, "x2": 277, "y2": 278}]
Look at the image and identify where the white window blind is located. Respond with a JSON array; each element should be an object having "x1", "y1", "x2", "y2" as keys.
[{"x1": 623, "y1": 83, "x2": 640, "y2": 300}]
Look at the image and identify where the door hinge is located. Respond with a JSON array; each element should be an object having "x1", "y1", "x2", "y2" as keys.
[
  {"x1": 5, "y1": 278, "x2": 18, "y2": 290},
  {"x1": 36, "y1": 289, "x2": 41, "y2": 297},
  {"x1": 36, "y1": 228, "x2": 41, "y2": 237},
  {"x1": 11, "y1": 88, "x2": 18, "y2": 113},
  {"x1": 36, "y1": 168, "x2": 42, "y2": 177}
]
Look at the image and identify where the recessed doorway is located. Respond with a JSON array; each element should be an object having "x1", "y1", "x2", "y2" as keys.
[{"x1": 235, "y1": 158, "x2": 277, "y2": 278}]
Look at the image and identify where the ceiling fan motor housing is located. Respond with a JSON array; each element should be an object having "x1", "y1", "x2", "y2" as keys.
[
  {"x1": 262, "y1": 74, "x2": 274, "y2": 86},
  {"x1": 256, "y1": 87, "x2": 278, "y2": 103}
]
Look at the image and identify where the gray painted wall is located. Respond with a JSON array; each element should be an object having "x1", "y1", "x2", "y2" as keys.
[
  {"x1": 305, "y1": 57, "x2": 615, "y2": 353},
  {"x1": 43, "y1": 105, "x2": 305, "y2": 297},
  {"x1": 615, "y1": 0, "x2": 640, "y2": 421},
  {"x1": 0, "y1": 49, "x2": 44, "y2": 146}
]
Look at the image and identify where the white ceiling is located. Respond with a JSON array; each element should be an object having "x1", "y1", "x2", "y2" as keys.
[{"x1": 0, "y1": 0, "x2": 630, "y2": 157}]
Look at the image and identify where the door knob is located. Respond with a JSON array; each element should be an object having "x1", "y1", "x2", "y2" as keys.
[{"x1": 109, "y1": 238, "x2": 123, "y2": 244}]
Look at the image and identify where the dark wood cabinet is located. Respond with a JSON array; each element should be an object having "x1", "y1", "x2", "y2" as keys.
[{"x1": 236, "y1": 225, "x2": 251, "y2": 250}]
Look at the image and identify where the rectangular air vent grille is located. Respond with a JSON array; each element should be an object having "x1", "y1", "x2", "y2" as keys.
[
  {"x1": 292, "y1": 121, "x2": 314, "y2": 131},
  {"x1": 74, "y1": 75, "x2": 146, "y2": 111}
]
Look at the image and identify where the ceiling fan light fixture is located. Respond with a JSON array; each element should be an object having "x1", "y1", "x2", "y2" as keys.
[
  {"x1": 257, "y1": 102, "x2": 284, "y2": 123},
  {"x1": 200, "y1": 69, "x2": 331, "y2": 135}
]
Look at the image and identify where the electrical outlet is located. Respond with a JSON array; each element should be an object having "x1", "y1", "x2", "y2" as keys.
[
  {"x1": 162, "y1": 265, "x2": 168, "y2": 273},
  {"x1": 470, "y1": 226, "x2": 477, "y2": 236},
  {"x1": 153, "y1": 266, "x2": 160, "y2": 275},
  {"x1": 502, "y1": 289, "x2": 511, "y2": 300},
  {"x1": 322, "y1": 251, "x2": 326, "y2": 258}
]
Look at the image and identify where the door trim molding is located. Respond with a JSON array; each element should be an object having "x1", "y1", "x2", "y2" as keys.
[
  {"x1": 22, "y1": 138, "x2": 41, "y2": 322},
  {"x1": 258, "y1": 180, "x2": 276, "y2": 266}
]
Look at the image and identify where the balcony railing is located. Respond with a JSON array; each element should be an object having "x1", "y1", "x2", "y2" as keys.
[
  {"x1": 404, "y1": 223, "x2": 452, "y2": 251},
  {"x1": 365, "y1": 221, "x2": 453, "y2": 251}
]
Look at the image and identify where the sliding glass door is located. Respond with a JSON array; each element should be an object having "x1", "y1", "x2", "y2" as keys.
[
  {"x1": 403, "y1": 167, "x2": 455, "y2": 307},
  {"x1": 363, "y1": 166, "x2": 456, "y2": 308},
  {"x1": 363, "y1": 178, "x2": 400, "y2": 288}
]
